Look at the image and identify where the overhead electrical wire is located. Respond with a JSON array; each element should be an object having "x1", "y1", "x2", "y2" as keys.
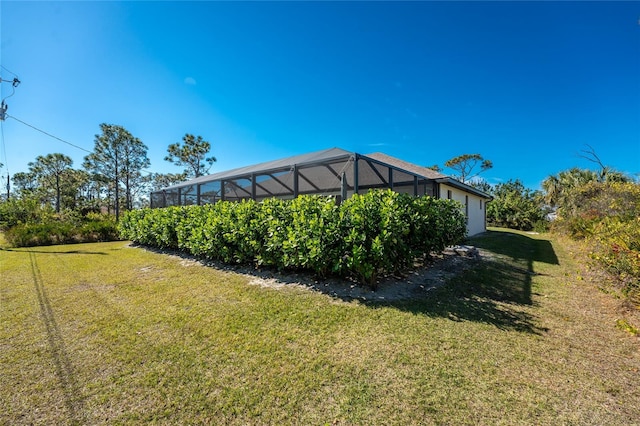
[
  {"x1": 6, "y1": 114, "x2": 156, "y2": 175},
  {"x1": 0, "y1": 79, "x2": 20, "y2": 102},
  {"x1": 0, "y1": 65, "x2": 19, "y2": 78},
  {"x1": 7, "y1": 114, "x2": 92, "y2": 154},
  {"x1": 2, "y1": 67, "x2": 157, "y2": 178},
  {"x1": 1, "y1": 66, "x2": 158, "y2": 192},
  {"x1": 1, "y1": 65, "x2": 21, "y2": 181}
]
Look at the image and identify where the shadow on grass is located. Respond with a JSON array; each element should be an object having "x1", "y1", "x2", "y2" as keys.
[
  {"x1": 381, "y1": 257, "x2": 548, "y2": 334},
  {"x1": 28, "y1": 250, "x2": 86, "y2": 424},
  {"x1": 472, "y1": 229, "x2": 559, "y2": 266},
  {"x1": 371, "y1": 230, "x2": 557, "y2": 334},
  {"x1": 4, "y1": 248, "x2": 108, "y2": 255}
]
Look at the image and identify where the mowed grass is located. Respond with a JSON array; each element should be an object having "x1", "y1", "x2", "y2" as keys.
[{"x1": 1, "y1": 229, "x2": 639, "y2": 425}]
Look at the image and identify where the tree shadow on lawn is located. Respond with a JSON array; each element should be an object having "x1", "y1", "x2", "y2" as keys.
[
  {"x1": 472, "y1": 229, "x2": 559, "y2": 267},
  {"x1": 370, "y1": 230, "x2": 558, "y2": 334},
  {"x1": 27, "y1": 251, "x2": 86, "y2": 424},
  {"x1": 378, "y1": 256, "x2": 549, "y2": 334},
  {"x1": 3, "y1": 248, "x2": 108, "y2": 255}
]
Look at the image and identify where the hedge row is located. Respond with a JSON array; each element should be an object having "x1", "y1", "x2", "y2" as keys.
[{"x1": 119, "y1": 190, "x2": 467, "y2": 287}]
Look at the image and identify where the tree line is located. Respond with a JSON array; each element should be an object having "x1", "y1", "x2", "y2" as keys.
[
  {"x1": 4, "y1": 124, "x2": 216, "y2": 220},
  {"x1": 429, "y1": 149, "x2": 636, "y2": 232},
  {"x1": 3, "y1": 132, "x2": 637, "y2": 232}
]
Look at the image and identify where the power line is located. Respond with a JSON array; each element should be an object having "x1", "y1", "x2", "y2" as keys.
[
  {"x1": 7, "y1": 114, "x2": 92, "y2": 153},
  {"x1": 0, "y1": 65, "x2": 19, "y2": 78},
  {"x1": 6, "y1": 114, "x2": 157, "y2": 175}
]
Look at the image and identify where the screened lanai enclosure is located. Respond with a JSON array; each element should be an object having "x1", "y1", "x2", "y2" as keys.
[
  {"x1": 150, "y1": 148, "x2": 449, "y2": 208},
  {"x1": 151, "y1": 147, "x2": 493, "y2": 235}
]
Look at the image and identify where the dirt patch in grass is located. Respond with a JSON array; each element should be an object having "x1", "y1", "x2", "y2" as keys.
[
  {"x1": 248, "y1": 253, "x2": 482, "y2": 302},
  {"x1": 143, "y1": 243, "x2": 483, "y2": 303}
]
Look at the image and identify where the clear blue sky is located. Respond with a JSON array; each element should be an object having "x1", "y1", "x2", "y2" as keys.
[{"x1": 1, "y1": 1, "x2": 639, "y2": 190}]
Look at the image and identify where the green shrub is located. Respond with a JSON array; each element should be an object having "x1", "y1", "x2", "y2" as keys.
[
  {"x1": 553, "y1": 181, "x2": 640, "y2": 301},
  {"x1": 284, "y1": 195, "x2": 342, "y2": 276},
  {"x1": 119, "y1": 190, "x2": 467, "y2": 287},
  {"x1": 119, "y1": 206, "x2": 183, "y2": 249},
  {"x1": 5, "y1": 221, "x2": 73, "y2": 246},
  {"x1": 80, "y1": 218, "x2": 119, "y2": 242},
  {"x1": 338, "y1": 191, "x2": 413, "y2": 287},
  {"x1": 486, "y1": 179, "x2": 547, "y2": 231},
  {"x1": 589, "y1": 216, "x2": 640, "y2": 299},
  {"x1": 0, "y1": 197, "x2": 54, "y2": 230},
  {"x1": 4, "y1": 215, "x2": 119, "y2": 247}
]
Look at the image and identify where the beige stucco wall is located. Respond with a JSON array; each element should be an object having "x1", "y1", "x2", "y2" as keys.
[{"x1": 439, "y1": 183, "x2": 487, "y2": 236}]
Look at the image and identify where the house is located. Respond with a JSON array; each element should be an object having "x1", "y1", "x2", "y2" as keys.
[{"x1": 151, "y1": 147, "x2": 492, "y2": 236}]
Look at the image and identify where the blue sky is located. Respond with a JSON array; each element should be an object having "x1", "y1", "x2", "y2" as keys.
[{"x1": 1, "y1": 1, "x2": 638, "y2": 191}]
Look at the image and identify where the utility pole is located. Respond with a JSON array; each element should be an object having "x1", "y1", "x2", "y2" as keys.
[
  {"x1": 0, "y1": 75, "x2": 20, "y2": 121},
  {"x1": 1, "y1": 70, "x2": 21, "y2": 200}
]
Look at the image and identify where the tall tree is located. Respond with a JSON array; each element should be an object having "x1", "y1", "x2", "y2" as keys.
[
  {"x1": 29, "y1": 153, "x2": 73, "y2": 213},
  {"x1": 12, "y1": 171, "x2": 38, "y2": 196},
  {"x1": 120, "y1": 136, "x2": 151, "y2": 210},
  {"x1": 83, "y1": 124, "x2": 150, "y2": 220},
  {"x1": 151, "y1": 172, "x2": 188, "y2": 192},
  {"x1": 468, "y1": 178, "x2": 493, "y2": 194},
  {"x1": 165, "y1": 134, "x2": 216, "y2": 178},
  {"x1": 444, "y1": 153, "x2": 493, "y2": 183},
  {"x1": 61, "y1": 169, "x2": 93, "y2": 211},
  {"x1": 541, "y1": 174, "x2": 561, "y2": 208}
]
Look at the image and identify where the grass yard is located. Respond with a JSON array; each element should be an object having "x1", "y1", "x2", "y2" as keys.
[{"x1": 1, "y1": 228, "x2": 638, "y2": 425}]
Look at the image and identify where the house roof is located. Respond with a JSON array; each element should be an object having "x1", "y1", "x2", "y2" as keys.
[
  {"x1": 364, "y1": 152, "x2": 492, "y2": 199},
  {"x1": 162, "y1": 147, "x2": 353, "y2": 191},
  {"x1": 364, "y1": 152, "x2": 449, "y2": 180},
  {"x1": 158, "y1": 147, "x2": 492, "y2": 200}
]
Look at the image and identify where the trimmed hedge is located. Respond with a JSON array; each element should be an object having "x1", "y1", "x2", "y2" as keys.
[{"x1": 119, "y1": 190, "x2": 466, "y2": 287}]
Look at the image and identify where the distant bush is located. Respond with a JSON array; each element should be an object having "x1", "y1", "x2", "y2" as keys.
[
  {"x1": 119, "y1": 190, "x2": 467, "y2": 287},
  {"x1": 0, "y1": 197, "x2": 53, "y2": 230},
  {"x1": 486, "y1": 179, "x2": 547, "y2": 231},
  {"x1": 79, "y1": 214, "x2": 120, "y2": 242},
  {"x1": 554, "y1": 181, "x2": 640, "y2": 301},
  {"x1": 3, "y1": 210, "x2": 119, "y2": 247}
]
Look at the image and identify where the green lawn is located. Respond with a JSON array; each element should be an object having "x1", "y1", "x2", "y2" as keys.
[{"x1": 1, "y1": 229, "x2": 638, "y2": 425}]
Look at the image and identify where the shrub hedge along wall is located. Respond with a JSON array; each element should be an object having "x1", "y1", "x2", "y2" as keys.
[{"x1": 119, "y1": 190, "x2": 467, "y2": 287}]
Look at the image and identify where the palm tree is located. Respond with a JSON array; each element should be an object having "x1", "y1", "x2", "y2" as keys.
[
  {"x1": 542, "y1": 168, "x2": 600, "y2": 215},
  {"x1": 541, "y1": 175, "x2": 560, "y2": 208}
]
